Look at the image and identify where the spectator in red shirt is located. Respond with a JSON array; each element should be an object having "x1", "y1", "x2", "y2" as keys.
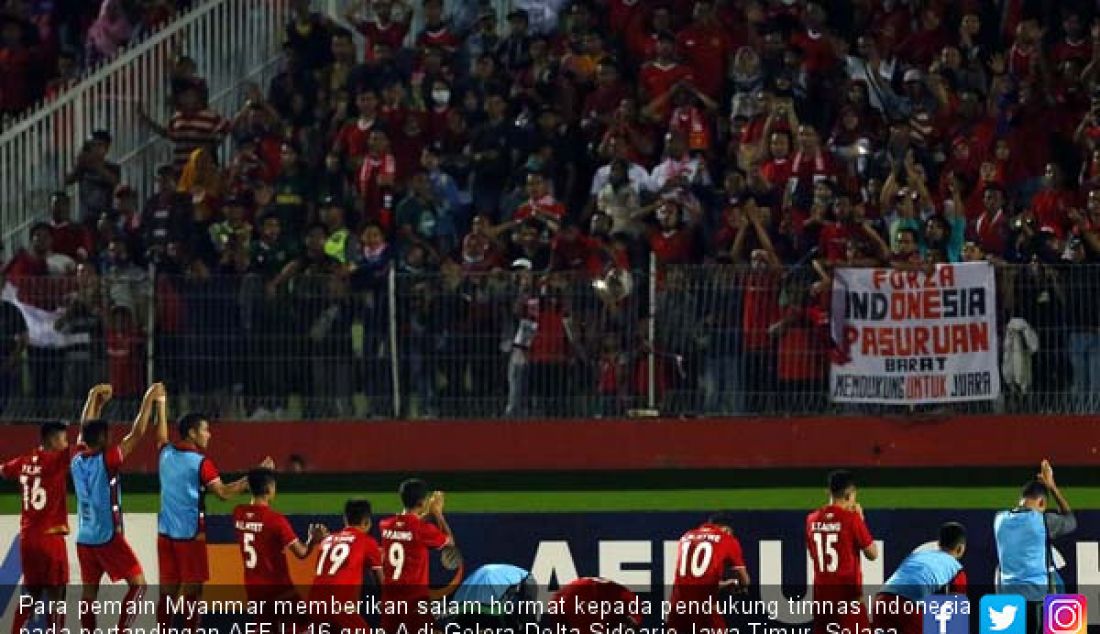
[
  {"x1": 788, "y1": 125, "x2": 840, "y2": 210},
  {"x1": 1053, "y1": 13, "x2": 1089, "y2": 65},
  {"x1": 514, "y1": 171, "x2": 566, "y2": 236},
  {"x1": 48, "y1": 191, "x2": 94, "y2": 263},
  {"x1": 675, "y1": 0, "x2": 735, "y2": 100},
  {"x1": 334, "y1": 88, "x2": 381, "y2": 169},
  {"x1": 897, "y1": 7, "x2": 949, "y2": 68},
  {"x1": 344, "y1": 0, "x2": 410, "y2": 61},
  {"x1": 357, "y1": 129, "x2": 398, "y2": 230},
  {"x1": 624, "y1": 4, "x2": 671, "y2": 67},
  {"x1": 415, "y1": 0, "x2": 460, "y2": 54},
  {"x1": 106, "y1": 305, "x2": 144, "y2": 405},
  {"x1": 0, "y1": 19, "x2": 40, "y2": 115},
  {"x1": 639, "y1": 31, "x2": 694, "y2": 119},
  {"x1": 647, "y1": 198, "x2": 700, "y2": 267},
  {"x1": 1030, "y1": 163, "x2": 1078, "y2": 238}
]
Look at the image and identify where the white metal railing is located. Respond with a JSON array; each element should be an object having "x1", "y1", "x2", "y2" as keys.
[{"x1": 0, "y1": 0, "x2": 290, "y2": 249}]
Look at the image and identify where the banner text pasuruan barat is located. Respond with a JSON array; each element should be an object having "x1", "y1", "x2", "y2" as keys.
[{"x1": 841, "y1": 267, "x2": 990, "y2": 357}]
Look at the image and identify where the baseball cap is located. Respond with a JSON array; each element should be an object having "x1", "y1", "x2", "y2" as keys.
[{"x1": 903, "y1": 68, "x2": 924, "y2": 83}]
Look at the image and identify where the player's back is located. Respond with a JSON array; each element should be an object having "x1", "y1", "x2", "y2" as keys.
[
  {"x1": 71, "y1": 445, "x2": 124, "y2": 546},
  {"x1": 233, "y1": 504, "x2": 298, "y2": 597},
  {"x1": 158, "y1": 442, "x2": 208, "y2": 538},
  {"x1": 310, "y1": 526, "x2": 382, "y2": 601},
  {"x1": 669, "y1": 523, "x2": 744, "y2": 603},
  {"x1": 378, "y1": 512, "x2": 447, "y2": 600},
  {"x1": 880, "y1": 550, "x2": 965, "y2": 601},
  {"x1": 2, "y1": 448, "x2": 70, "y2": 537},
  {"x1": 805, "y1": 505, "x2": 873, "y2": 595},
  {"x1": 553, "y1": 577, "x2": 641, "y2": 631}
]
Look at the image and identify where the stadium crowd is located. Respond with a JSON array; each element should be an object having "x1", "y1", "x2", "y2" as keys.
[
  {"x1": 4, "y1": 0, "x2": 1100, "y2": 419},
  {"x1": 0, "y1": 0, "x2": 194, "y2": 119}
]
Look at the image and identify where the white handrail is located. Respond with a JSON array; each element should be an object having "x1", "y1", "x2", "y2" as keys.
[{"x1": 0, "y1": 0, "x2": 290, "y2": 248}]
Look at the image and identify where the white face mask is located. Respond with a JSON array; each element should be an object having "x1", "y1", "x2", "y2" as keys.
[{"x1": 432, "y1": 89, "x2": 451, "y2": 105}]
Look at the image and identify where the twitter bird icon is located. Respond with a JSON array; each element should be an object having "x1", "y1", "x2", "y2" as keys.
[{"x1": 982, "y1": 595, "x2": 1027, "y2": 634}]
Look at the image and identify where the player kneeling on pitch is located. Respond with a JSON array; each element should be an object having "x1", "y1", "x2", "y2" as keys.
[{"x1": 873, "y1": 522, "x2": 968, "y2": 634}]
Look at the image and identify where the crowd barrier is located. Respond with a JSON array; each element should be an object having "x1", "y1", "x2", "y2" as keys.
[{"x1": 0, "y1": 261, "x2": 1097, "y2": 421}]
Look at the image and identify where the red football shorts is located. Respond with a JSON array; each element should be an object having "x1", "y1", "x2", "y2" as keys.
[
  {"x1": 20, "y1": 533, "x2": 69, "y2": 587},
  {"x1": 157, "y1": 535, "x2": 209, "y2": 584},
  {"x1": 77, "y1": 534, "x2": 143, "y2": 583},
  {"x1": 812, "y1": 587, "x2": 869, "y2": 634},
  {"x1": 382, "y1": 598, "x2": 436, "y2": 634},
  {"x1": 310, "y1": 587, "x2": 369, "y2": 630}
]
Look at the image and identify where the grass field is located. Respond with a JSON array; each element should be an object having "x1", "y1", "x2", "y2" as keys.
[{"x1": 4, "y1": 487, "x2": 1100, "y2": 515}]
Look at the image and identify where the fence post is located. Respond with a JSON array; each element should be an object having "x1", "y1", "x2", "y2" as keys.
[
  {"x1": 146, "y1": 262, "x2": 156, "y2": 386},
  {"x1": 648, "y1": 253, "x2": 656, "y2": 411},
  {"x1": 388, "y1": 265, "x2": 401, "y2": 418}
]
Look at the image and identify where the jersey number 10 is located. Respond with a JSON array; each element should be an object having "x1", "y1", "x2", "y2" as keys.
[{"x1": 677, "y1": 541, "x2": 714, "y2": 578}]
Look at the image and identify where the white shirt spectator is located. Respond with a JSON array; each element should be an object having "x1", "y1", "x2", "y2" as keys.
[
  {"x1": 590, "y1": 161, "x2": 653, "y2": 196},
  {"x1": 513, "y1": 0, "x2": 569, "y2": 35},
  {"x1": 650, "y1": 156, "x2": 710, "y2": 192}
]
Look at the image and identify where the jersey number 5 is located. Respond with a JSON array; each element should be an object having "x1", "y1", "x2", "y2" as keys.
[
  {"x1": 243, "y1": 533, "x2": 258, "y2": 569},
  {"x1": 812, "y1": 533, "x2": 839, "y2": 573},
  {"x1": 18, "y1": 475, "x2": 46, "y2": 511},
  {"x1": 677, "y1": 541, "x2": 714, "y2": 578}
]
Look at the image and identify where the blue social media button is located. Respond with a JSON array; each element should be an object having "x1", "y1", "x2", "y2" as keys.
[
  {"x1": 981, "y1": 595, "x2": 1027, "y2": 634},
  {"x1": 924, "y1": 595, "x2": 971, "y2": 634}
]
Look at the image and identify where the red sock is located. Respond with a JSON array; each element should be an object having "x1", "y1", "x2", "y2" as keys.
[
  {"x1": 10, "y1": 601, "x2": 31, "y2": 634},
  {"x1": 48, "y1": 607, "x2": 66, "y2": 632},
  {"x1": 80, "y1": 599, "x2": 97, "y2": 633},
  {"x1": 183, "y1": 593, "x2": 203, "y2": 631},
  {"x1": 117, "y1": 585, "x2": 145, "y2": 633},
  {"x1": 157, "y1": 594, "x2": 174, "y2": 629}
]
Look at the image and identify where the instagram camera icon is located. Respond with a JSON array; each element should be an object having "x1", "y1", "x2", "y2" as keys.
[{"x1": 1044, "y1": 595, "x2": 1087, "y2": 634}]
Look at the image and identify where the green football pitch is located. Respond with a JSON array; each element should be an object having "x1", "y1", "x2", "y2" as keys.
[{"x1": 4, "y1": 487, "x2": 1100, "y2": 515}]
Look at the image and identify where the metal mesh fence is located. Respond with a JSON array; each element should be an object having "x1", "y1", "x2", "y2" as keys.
[{"x1": 0, "y1": 261, "x2": 1097, "y2": 420}]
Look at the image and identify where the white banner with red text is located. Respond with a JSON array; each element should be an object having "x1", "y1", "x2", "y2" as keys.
[{"x1": 829, "y1": 262, "x2": 1000, "y2": 404}]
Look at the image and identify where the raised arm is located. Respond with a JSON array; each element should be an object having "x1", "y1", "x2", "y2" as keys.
[
  {"x1": 81, "y1": 383, "x2": 113, "y2": 422},
  {"x1": 77, "y1": 383, "x2": 113, "y2": 446},
  {"x1": 428, "y1": 491, "x2": 455, "y2": 547},
  {"x1": 288, "y1": 523, "x2": 330, "y2": 559},
  {"x1": 120, "y1": 383, "x2": 164, "y2": 459},
  {"x1": 208, "y1": 456, "x2": 275, "y2": 501},
  {"x1": 138, "y1": 109, "x2": 169, "y2": 138},
  {"x1": 154, "y1": 384, "x2": 171, "y2": 448}
]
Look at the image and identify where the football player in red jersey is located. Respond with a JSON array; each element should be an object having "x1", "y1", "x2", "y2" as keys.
[
  {"x1": 667, "y1": 512, "x2": 751, "y2": 634},
  {"x1": 551, "y1": 577, "x2": 643, "y2": 632},
  {"x1": 233, "y1": 467, "x2": 327, "y2": 621},
  {"x1": 309, "y1": 499, "x2": 384, "y2": 630},
  {"x1": 2, "y1": 419, "x2": 71, "y2": 633},
  {"x1": 805, "y1": 470, "x2": 879, "y2": 634},
  {"x1": 379, "y1": 478, "x2": 455, "y2": 634}
]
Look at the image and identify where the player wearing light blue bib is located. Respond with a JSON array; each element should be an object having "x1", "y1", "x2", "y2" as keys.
[
  {"x1": 72, "y1": 382, "x2": 163, "y2": 634},
  {"x1": 155, "y1": 404, "x2": 271, "y2": 631},
  {"x1": 874, "y1": 522, "x2": 967, "y2": 634},
  {"x1": 995, "y1": 460, "x2": 1076, "y2": 634}
]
